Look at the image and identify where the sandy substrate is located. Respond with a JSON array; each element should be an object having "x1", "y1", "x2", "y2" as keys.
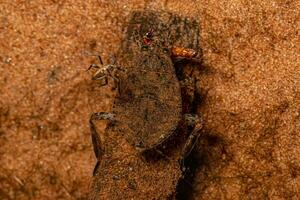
[{"x1": 0, "y1": 0, "x2": 299, "y2": 199}]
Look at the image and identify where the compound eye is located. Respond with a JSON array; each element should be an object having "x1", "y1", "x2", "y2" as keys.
[
  {"x1": 163, "y1": 48, "x2": 169, "y2": 54},
  {"x1": 145, "y1": 32, "x2": 152, "y2": 38}
]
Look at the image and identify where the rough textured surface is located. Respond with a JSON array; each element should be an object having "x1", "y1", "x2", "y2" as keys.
[
  {"x1": 114, "y1": 50, "x2": 182, "y2": 150},
  {"x1": 0, "y1": 0, "x2": 299, "y2": 200},
  {"x1": 89, "y1": 120, "x2": 181, "y2": 200},
  {"x1": 192, "y1": 1, "x2": 300, "y2": 199},
  {"x1": 89, "y1": 10, "x2": 201, "y2": 200},
  {"x1": 114, "y1": 10, "x2": 200, "y2": 150}
]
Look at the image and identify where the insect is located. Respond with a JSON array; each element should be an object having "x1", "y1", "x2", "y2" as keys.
[
  {"x1": 87, "y1": 55, "x2": 125, "y2": 92},
  {"x1": 88, "y1": 10, "x2": 203, "y2": 200},
  {"x1": 89, "y1": 11, "x2": 202, "y2": 154},
  {"x1": 89, "y1": 40, "x2": 201, "y2": 160}
]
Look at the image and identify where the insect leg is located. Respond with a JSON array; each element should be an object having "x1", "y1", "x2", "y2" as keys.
[
  {"x1": 89, "y1": 119, "x2": 102, "y2": 176},
  {"x1": 87, "y1": 63, "x2": 100, "y2": 71},
  {"x1": 92, "y1": 74, "x2": 108, "y2": 88},
  {"x1": 89, "y1": 112, "x2": 115, "y2": 175},
  {"x1": 97, "y1": 55, "x2": 103, "y2": 65},
  {"x1": 106, "y1": 67, "x2": 122, "y2": 94},
  {"x1": 109, "y1": 54, "x2": 116, "y2": 65},
  {"x1": 179, "y1": 77, "x2": 197, "y2": 113},
  {"x1": 91, "y1": 112, "x2": 115, "y2": 121},
  {"x1": 111, "y1": 76, "x2": 121, "y2": 94},
  {"x1": 180, "y1": 114, "x2": 203, "y2": 170}
]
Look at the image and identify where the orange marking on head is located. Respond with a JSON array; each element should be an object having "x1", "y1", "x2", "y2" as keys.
[{"x1": 171, "y1": 47, "x2": 197, "y2": 58}]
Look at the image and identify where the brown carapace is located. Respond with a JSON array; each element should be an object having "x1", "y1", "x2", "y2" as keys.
[{"x1": 88, "y1": 10, "x2": 203, "y2": 200}]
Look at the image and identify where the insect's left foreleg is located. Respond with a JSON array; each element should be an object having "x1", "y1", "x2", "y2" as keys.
[{"x1": 89, "y1": 112, "x2": 115, "y2": 175}]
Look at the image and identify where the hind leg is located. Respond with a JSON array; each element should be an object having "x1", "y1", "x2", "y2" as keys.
[
  {"x1": 89, "y1": 112, "x2": 115, "y2": 175},
  {"x1": 180, "y1": 114, "x2": 203, "y2": 171},
  {"x1": 90, "y1": 112, "x2": 115, "y2": 122}
]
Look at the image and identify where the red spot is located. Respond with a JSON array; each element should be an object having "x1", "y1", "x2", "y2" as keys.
[{"x1": 143, "y1": 37, "x2": 152, "y2": 45}]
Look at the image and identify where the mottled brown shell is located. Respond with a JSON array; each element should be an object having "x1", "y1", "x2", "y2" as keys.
[
  {"x1": 107, "y1": 10, "x2": 201, "y2": 151},
  {"x1": 89, "y1": 10, "x2": 201, "y2": 200},
  {"x1": 112, "y1": 50, "x2": 182, "y2": 150}
]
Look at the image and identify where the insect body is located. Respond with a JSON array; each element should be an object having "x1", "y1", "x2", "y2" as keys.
[
  {"x1": 87, "y1": 55, "x2": 125, "y2": 92},
  {"x1": 88, "y1": 10, "x2": 203, "y2": 200},
  {"x1": 113, "y1": 48, "x2": 182, "y2": 151},
  {"x1": 103, "y1": 11, "x2": 202, "y2": 154}
]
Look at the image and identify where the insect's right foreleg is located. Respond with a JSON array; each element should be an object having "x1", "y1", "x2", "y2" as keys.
[
  {"x1": 89, "y1": 112, "x2": 115, "y2": 175},
  {"x1": 87, "y1": 63, "x2": 100, "y2": 71}
]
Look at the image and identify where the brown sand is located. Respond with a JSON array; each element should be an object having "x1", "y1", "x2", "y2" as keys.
[{"x1": 0, "y1": 0, "x2": 299, "y2": 200}]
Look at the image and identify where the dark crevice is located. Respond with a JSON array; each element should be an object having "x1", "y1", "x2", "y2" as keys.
[
  {"x1": 175, "y1": 133, "x2": 227, "y2": 200},
  {"x1": 173, "y1": 59, "x2": 204, "y2": 200},
  {"x1": 176, "y1": 150, "x2": 202, "y2": 200}
]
